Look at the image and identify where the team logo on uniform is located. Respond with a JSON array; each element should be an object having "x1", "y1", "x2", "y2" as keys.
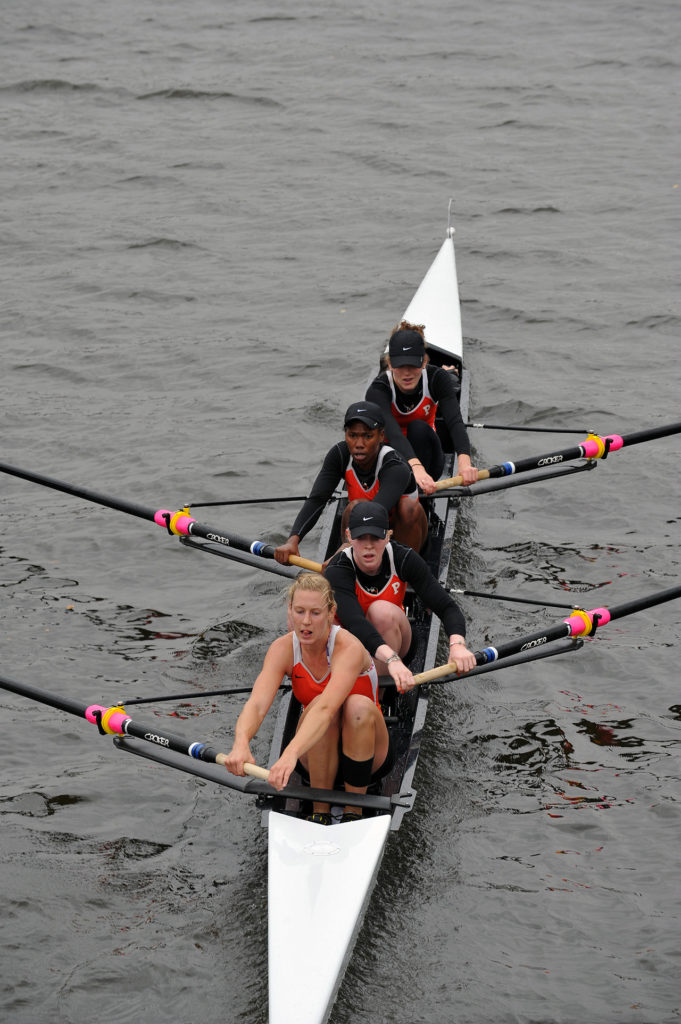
[
  {"x1": 392, "y1": 581, "x2": 401, "y2": 595},
  {"x1": 423, "y1": 403, "x2": 431, "y2": 416}
]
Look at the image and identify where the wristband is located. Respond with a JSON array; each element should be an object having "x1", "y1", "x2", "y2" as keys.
[{"x1": 385, "y1": 654, "x2": 401, "y2": 665}]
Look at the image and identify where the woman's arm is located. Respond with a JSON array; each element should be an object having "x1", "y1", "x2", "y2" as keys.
[
  {"x1": 275, "y1": 445, "x2": 345, "y2": 562},
  {"x1": 223, "y1": 635, "x2": 291, "y2": 775},
  {"x1": 266, "y1": 631, "x2": 366, "y2": 790}
]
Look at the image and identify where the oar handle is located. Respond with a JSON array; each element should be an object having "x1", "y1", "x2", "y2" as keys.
[
  {"x1": 287, "y1": 554, "x2": 324, "y2": 573},
  {"x1": 214, "y1": 757, "x2": 271, "y2": 780},
  {"x1": 434, "y1": 469, "x2": 490, "y2": 491},
  {"x1": 413, "y1": 661, "x2": 459, "y2": 685}
]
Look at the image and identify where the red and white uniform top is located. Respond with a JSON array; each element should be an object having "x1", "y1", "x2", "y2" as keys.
[
  {"x1": 344, "y1": 445, "x2": 396, "y2": 502},
  {"x1": 344, "y1": 545, "x2": 407, "y2": 614},
  {"x1": 289, "y1": 625, "x2": 379, "y2": 708},
  {"x1": 387, "y1": 369, "x2": 437, "y2": 434}
]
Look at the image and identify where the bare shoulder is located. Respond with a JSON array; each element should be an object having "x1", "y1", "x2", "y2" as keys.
[
  {"x1": 332, "y1": 627, "x2": 369, "y2": 666},
  {"x1": 263, "y1": 633, "x2": 294, "y2": 672}
]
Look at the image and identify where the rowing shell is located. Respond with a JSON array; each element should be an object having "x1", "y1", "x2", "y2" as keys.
[{"x1": 264, "y1": 217, "x2": 468, "y2": 1023}]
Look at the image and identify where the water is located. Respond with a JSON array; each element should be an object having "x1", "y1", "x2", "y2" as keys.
[{"x1": 1, "y1": 0, "x2": 680, "y2": 1021}]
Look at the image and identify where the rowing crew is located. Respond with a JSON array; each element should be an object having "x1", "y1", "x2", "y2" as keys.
[
  {"x1": 224, "y1": 322, "x2": 478, "y2": 821},
  {"x1": 273, "y1": 321, "x2": 479, "y2": 563},
  {"x1": 225, "y1": 508, "x2": 475, "y2": 822}
]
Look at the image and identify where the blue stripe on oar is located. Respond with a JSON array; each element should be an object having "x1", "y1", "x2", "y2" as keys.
[{"x1": 480, "y1": 647, "x2": 499, "y2": 662}]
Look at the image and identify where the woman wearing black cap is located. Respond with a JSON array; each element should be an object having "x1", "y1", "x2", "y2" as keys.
[
  {"x1": 274, "y1": 400, "x2": 429, "y2": 564},
  {"x1": 324, "y1": 500, "x2": 476, "y2": 685},
  {"x1": 365, "y1": 321, "x2": 478, "y2": 495}
]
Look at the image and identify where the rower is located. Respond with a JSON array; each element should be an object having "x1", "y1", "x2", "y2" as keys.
[
  {"x1": 365, "y1": 321, "x2": 479, "y2": 495},
  {"x1": 324, "y1": 500, "x2": 476, "y2": 683},
  {"x1": 274, "y1": 400, "x2": 429, "y2": 562},
  {"x1": 223, "y1": 574, "x2": 400, "y2": 824}
]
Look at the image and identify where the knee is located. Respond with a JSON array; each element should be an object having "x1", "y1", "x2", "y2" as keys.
[
  {"x1": 397, "y1": 496, "x2": 425, "y2": 527},
  {"x1": 342, "y1": 695, "x2": 373, "y2": 730},
  {"x1": 405, "y1": 420, "x2": 432, "y2": 446},
  {"x1": 366, "y1": 600, "x2": 401, "y2": 634}
]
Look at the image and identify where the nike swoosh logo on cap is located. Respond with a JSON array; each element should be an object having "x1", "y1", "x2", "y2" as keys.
[{"x1": 362, "y1": 516, "x2": 372, "y2": 521}]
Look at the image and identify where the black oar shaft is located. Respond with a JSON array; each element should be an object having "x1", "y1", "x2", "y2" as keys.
[
  {"x1": 0, "y1": 672, "x2": 222, "y2": 762},
  {"x1": 487, "y1": 421, "x2": 681, "y2": 479},
  {"x1": 435, "y1": 420, "x2": 681, "y2": 492},
  {"x1": 190, "y1": 496, "x2": 309, "y2": 507},
  {"x1": 122, "y1": 683, "x2": 292, "y2": 705},
  {"x1": 0, "y1": 672, "x2": 400, "y2": 810},
  {"x1": 0, "y1": 461, "x2": 156, "y2": 523},
  {"x1": 423, "y1": 583, "x2": 681, "y2": 687},
  {"x1": 619, "y1": 422, "x2": 681, "y2": 446},
  {"x1": 606, "y1": 584, "x2": 681, "y2": 621},
  {"x1": 483, "y1": 583, "x2": 681, "y2": 662},
  {"x1": 0, "y1": 460, "x2": 291, "y2": 565},
  {"x1": 0, "y1": 673, "x2": 85, "y2": 718},
  {"x1": 451, "y1": 587, "x2": 576, "y2": 610}
]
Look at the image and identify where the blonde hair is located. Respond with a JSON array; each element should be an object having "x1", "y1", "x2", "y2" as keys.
[{"x1": 287, "y1": 573, "x2": 336, "y2": 611}]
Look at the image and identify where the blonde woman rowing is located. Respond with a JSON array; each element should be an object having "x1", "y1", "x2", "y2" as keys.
[{"x1": 224, "y1": 574, "x2": 399, "y2": 824}]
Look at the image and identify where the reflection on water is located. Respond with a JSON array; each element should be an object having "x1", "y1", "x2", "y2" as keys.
[
  {"x1": 469, "y1": 717, "x2": 572, "y2": 775},
  {"x1": 0, "y1": 792, "x2": 86, "y2": 818},
  {"x1": 576, "y1": 716, "x2": 644, "y2": 750},
  {"x1": 481, "y1": 538, "x2": 661, "y2": 597},
  {"x1": 190, "y1": 619, "x2": 264, "y2": 661}
]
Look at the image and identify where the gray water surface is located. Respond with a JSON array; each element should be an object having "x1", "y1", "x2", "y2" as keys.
[{"x1": 1, "y1": 1, "x2": 680, "y2": 1022}]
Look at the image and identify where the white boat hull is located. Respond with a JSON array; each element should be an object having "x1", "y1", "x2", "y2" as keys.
[
  {"x1": 401, "y1": 232, "x2": 462, "y2": 363},
  {"x1": 268, "y1": 811, "x2": 391, "y2": 1024},
  {"x1": 266, "y1": 221, "x2": 466, "y2": 1022}
]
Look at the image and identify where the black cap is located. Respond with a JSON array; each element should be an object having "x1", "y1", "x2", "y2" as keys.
[
  {"x1": 389, "y1": 328, "x2": 425, "y2": 367},
  {"x1": 348, "y1": 501, "x2": 389, "y2": 539},
  {"x1": 343, "y1": 401, "x2": 384, "y2": 430}
]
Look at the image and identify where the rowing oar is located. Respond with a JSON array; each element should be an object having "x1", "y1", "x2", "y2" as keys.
[
  {"x1": 0, "y1": 673, "x2": 400, "y2": 811},
  {"x1": 0, "y1": 673, "x2": 288, "y2": 781},
  {"x1": 434, "y1": 420, "x2": 681, "y2": 491},
  {"x1": 411, "y1": 583, "x2": 681, "y2": 686},
  {"x1": 0, "y1": 671, "x2": 248, "y2": 767},
  {"x1": 0, "y1": 461, "x2": 323, "y2": 574}
]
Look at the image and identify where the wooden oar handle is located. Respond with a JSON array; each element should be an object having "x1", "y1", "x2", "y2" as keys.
[
  {"x1": 287, "y1": 554, "x2": 324, "y2": 573},
  {"x1": 413, "y1": 661, "x2": 459, "y2": 685},
  {"x1": 434, "y1": 468, "x2": 490, "y2": 492},
  {"x1": 214, "y1": 756, "x2": 271, "y2": 780}
]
